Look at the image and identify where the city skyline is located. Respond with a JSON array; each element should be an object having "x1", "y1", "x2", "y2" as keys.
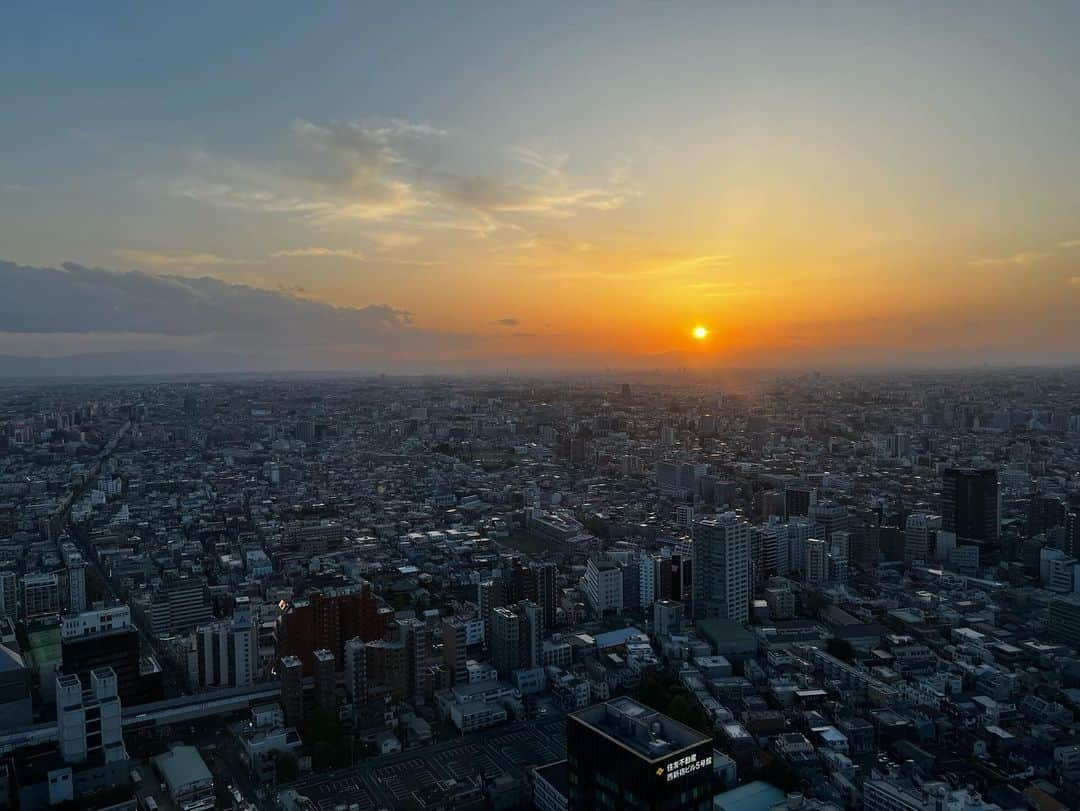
[{"x1": 3, "y1": 3, "x2": 1080, "y2": 373}]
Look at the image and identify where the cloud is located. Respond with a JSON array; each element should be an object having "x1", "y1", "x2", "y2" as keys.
[
  {"x1": 170, "y1": 117, "x2": 637, "y2": 238},
  {"x1": 270, "y1": 247, "x2": 366, "y2": 261},
  {"x1": 0, "y1": 260, "x2": 440, "y2": 351},
  {"x1": 1061, "y1": 240, "x2": 1080, "y2": 249},
  {"x1": 116, "y1": 249, "x2": 250, "y2": 269},
  {"x1": 495, "y1": 317, "x2": 520, "y2": 327},
  {"x1": 971, "y1": 251, "x2": 1050, "y2": 268},
  {"x1": 368, "y1": 231, "x2": 422, "y2": 252}
]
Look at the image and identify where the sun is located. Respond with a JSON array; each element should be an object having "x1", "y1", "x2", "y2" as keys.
[{"x1": 692, "y1": 325, "x2": 709, "y2": 340}]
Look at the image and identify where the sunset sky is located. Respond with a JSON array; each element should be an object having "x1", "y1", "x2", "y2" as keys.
[{"x1": 2, "y1": 3, "x2": 1079, "y2": 373}]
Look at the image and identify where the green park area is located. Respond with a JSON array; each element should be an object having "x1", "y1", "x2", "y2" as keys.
[{"x1": 497, "y1": 531, "x2": 560, "y2": 554}]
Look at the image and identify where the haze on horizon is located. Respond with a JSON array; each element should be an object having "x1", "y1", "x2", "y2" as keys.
[{"x1": 1, "y1": 2, "x2": 1079, "y2": 375}]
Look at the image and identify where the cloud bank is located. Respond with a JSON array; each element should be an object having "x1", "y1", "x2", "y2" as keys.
[{"x1": 0, "y1": 261, "x2": 432, "y2": 350}]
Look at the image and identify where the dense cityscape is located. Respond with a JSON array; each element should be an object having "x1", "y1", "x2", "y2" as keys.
[{"x1": 0, "y1": 370, "x2": 1074, "y2": 809}]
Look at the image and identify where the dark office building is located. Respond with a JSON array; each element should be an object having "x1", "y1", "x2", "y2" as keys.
[
  {"x1": 784, "y1": 486, "x2": 815, "y2": 519},
  {"x1": 567, "y1": 697, "x2": 713, "y2": 811},
  {"x1": 533, "y1": 562, "x2": 558, "y2": 630},
  {"x1": 1028, "y1": 494, "x2": 1067, "y2": 538},
  {"x1": 61, "y1": 626, "x2": 163, "y2": 707},
  {"x1": 507, "y1": 561, "x2": 538, "y2": 604},
  {"x1": 942, "y1": 468, "x2": 999, "y2": 547},
  {"x1": 657, "y1": 555, "x2": 693, "y2": 615}
]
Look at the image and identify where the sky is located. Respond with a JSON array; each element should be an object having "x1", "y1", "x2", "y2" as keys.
[{"x1": 1, "y1": 2, "x2": 1079, "y2": 374}]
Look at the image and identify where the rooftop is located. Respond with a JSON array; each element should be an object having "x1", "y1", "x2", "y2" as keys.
[
  {"x1": 154, "y1": 744, "x2": 213, "y2": 793},
  {"x1": 570, "y1": 696, "x2": 711, "y2": 762}
]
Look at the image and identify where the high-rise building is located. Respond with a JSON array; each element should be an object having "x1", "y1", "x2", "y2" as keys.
[
  {"x1": 57, "y1": 668, "x2": 125, "y2": 766},
  {"x1": 533, "y1": 562, "x2": 558, "y2": 630},
  {"x1": 1028, "y1": 494, "x2": 1067, "y2": 537},
  {"x1": 275, "y1": 583, "x2": 389, "y2": 675},
  {"x1": 62, "y1": 605, "x2": 163, "y2": 707},
  {"x1": 364, "y1": 639, "x2": 408, "y2": 698},
  {"x1": 0, "y1": 570, "x2": 17, "y2": 619},
  {"x1": 658, "y1": 553, "x2": 691, "y2": 604},
  {"x1": 584, "y1": 558, "x2": 623, "y2": 615},
  {"x1": 344, "y1": 637, "x2": 367, "y2": 704},
  {"x1": 806, "y1": 538, "x2": 828, "y2": 585},
  {"x1": 761, "y1": 517, "x2": 789, "y2": 578},
  {"x1": 507, "y1": 561, "x2": 538, "y2": 604},
  {"x1": 653, "y1": 599, "x2": 684, "y2": 635},
  {"x1": 1067, "y1": 511, "x2": 1080, "y2": 559},
  {"x1": 67, "y1": 555, "x2": 87, "y2": 614},
  {"x1": 399, "y1": 618, "x2": 430, "y2": 699},
  {"x1": 1048, "y1": 594, "x2": 1080, "y2": 648},
  {"x1": 22, "y1": 572, "x2": 61, "y2": 618},
  {"x1": 477, "y1": 578, "x2": 508, "y2": 645},
  {"x1": 809, "y1": 501, "x2": 849, "y2": 542},
  {"x1": 620, "y1": 558, "x2": 641, "y2": 611},
  {"x1": 942, "y1": 468, "x2": 999, "y2": 547},
  {"x1": 442, "y1": 616, "x2": 468, "y2": 684},
  {"x1": 692, "y1": 513, "x2": 751, "y2": 623},
  {"x1": 147, "y1": 576, "x2": 213, "y2": 636},
  {"x1": 786, "y1": 518, "x2": 812, "y2": 574},
  {"x1": 193, "y1": 598, "x2": 258, "y2": 689},
  {"x1": 904, "y1": 513, "x2": 931, "y2": 564},
  {"x1": 490, "y1": 600, "x2": 542, "y2": 679},
  {"x1": 639, "y1": 552, "x2": 658, "y2": 609},
  {"x1": 279, "y1": 655, "x2": 304, "y2": 728},
  {"x1": 313, "y1": 648, "x2": 336, "y2": 714},
  {"x1": 784, "y1": 486, "x2": 816, "y2": 519},
  {"x1": 567, "y1": 697, "x2": 713, "y2": 811}
]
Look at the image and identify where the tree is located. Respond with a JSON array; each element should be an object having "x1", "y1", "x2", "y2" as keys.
[
  {"x1": 826, "y1": 637, "x2": 855, "y2": 662},
  {"x1": 275, "y1": 751, "x2": 300, "y2": 783},
  {"x1": 302, "y1": 709, "x2": 352, "y2": 771}
]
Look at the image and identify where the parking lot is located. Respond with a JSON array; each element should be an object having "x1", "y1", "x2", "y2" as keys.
[
  {"x1": 282, "y1": 717, "x2": 566, "y2": 809},
  {"x1": 289, "y1": 772, "x2": 377, "y2": 811}
]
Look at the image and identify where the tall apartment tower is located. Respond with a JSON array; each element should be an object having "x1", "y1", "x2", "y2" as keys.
[
  {"x1": 942, "y1": 468, "x2": 1000, "y2": 547},
  {"x1": 533, "y1": 562, "x2": 558, "y2": 630},
  {"x1": 57, "y1": 668, "x2": 125, "y2": 766},
  {"x1": 67, "y1": 554, "x2": 87, "y2": 614},
  {"x1": 806, "y1": 538, "x2": 828, "y2": 585},
  {"x1": 761, "y1": 517, "x2": 789, "y2": 578},
  {"x1": 692, "y1": 513, "x2": 751, "y2": 623},
  {"x1": 193, "y1": 597, "x2": 257, "y2": 688},
  {"x1": 279, "y1": 655, "x2": 304, "y2": 729},
  {"x1": 441, "y1": 616, "x2": 468, "y2": 684},
  {"x1": 344, "y1": 637, "x2": 368, "y2": 704},
  {"x1": 477, "y1": 579, "x2": 508, "y2": 646},
  {"x1": 490, "y1": 600, "x2": 542, "y2": 679},
  {"x1": 399, "y1": 618, "x2": 430, "y2": 699},
  {"x1": 313, "y1": 648, "x2": 336, "y2": 714}
]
